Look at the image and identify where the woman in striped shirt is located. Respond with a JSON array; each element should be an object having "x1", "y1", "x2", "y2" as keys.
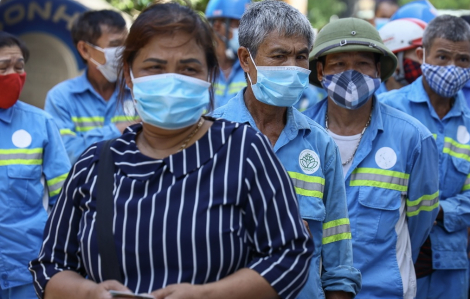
[{"x1": 29, "y1": 2, "x2": 314, "y2": 299}]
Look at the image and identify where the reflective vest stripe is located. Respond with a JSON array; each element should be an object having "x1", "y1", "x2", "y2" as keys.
[
  {"x1": 47, "y1": 172, "x2": 68, "y2": 197},
  {"x1": 288, "y1": 171, "x2": 325, "y2": 199},
  {"x1": 406, "y1": 191, "x2": 439, "y2": 217},
  {"x1": 227, "y1": 82, "x2": 247, "y2": 94},
  {"x1": 350, "y1": 168, "x2": 409, "y2": 192},
  {"x1": 443, "y1": 137, "x2": 470, "y2": 162},
  {"x1": 111, "y1": 115, "x2": 140, "y2": 123},
  {"x1": 322, "y1": 218, "x2": 351, "y2": 245},
  {"x1": 72, "y1": 116, "x2": 104, "y2": 132},
  {"x1": 60, "y1": 129, "x2": 76, "y2": 137},
  {"x1": 463, "y1": 174, "x2": 470, "y2": 191},
  {"x1": 432, "y1": 133, "x2": 437, "y2": 139},
  {"x1": 0, "y1": 148, "x2": 43, "y2": 166}
]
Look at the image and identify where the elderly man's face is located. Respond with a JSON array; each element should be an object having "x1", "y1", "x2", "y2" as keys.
[
  {"x1": 242, "y1": 31, "x2": 309, "y2": 83},
  {"x1": 419, "y1": 37, "x2": 470, "y2": 68},
  {"x1": 317, "y1": 51, "x2": 380, "y2": 80}
]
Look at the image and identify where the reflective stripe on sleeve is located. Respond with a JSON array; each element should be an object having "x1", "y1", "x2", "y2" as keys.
[
  {"x1": 322, "y1": 218, "x2": 351, "y2": 245},
  {"x1": 71, "y1": 116, "x2": 104, "y2": 132},
  {"x1": 111, "y1": 115, "x2": 140, "y2": 124},
  {"x1": 227, "y1": 82, "x2": 247, "y2": 94},
  {"x1": 406, "y1": 191, "x2": 439, "y2": 217},
  {"x1": 350, "y1": 167, "x2": 409, "y2": 192},
  {"x1": 287, "y1": 171, "x2": 325, "y2": 199},
  {"x1": 60, "y1": 129, "x2": 76, "y2": 137},
  {"x1": 0, "y1": 148, "x2": 43, "y2": 165},
  {"x1": 443, "y1": 137, "x2": 470, "y2": 162},
  {"x1": 213, "y1": 83, "x2": 224, "y2": 96},
  {"x1": 463, "y1": 174, "x2": 470, "y2": 191},
  {"x1": 47, "y1": 172, "x2": 69, "y2": 197}
]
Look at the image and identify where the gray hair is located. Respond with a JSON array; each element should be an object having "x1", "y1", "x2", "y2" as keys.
[
  {"x1": 239, "y1": 0, "x2": 314, "y2": 57},
  {"x1": 423, "y1": 14, "x2": 470, "y2": 50}
]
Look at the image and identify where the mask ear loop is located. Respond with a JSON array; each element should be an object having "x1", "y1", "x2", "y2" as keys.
[
  {"x1": 422, "y1": 47, "x2": 426, "y2": 65},
  {"x1": 246, "y1": 50, "x2": 258, "y2": 86},
  {"x1": 86, "y1": 42, "x2": 106, "y2": 67}
]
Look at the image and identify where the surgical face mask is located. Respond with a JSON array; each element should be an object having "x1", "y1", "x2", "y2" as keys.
[
  {"x1": 375, "y1": 18, "x2": 390, "y2": 30},
  {"x1": 0, "y1": 72, "x2": 26, "y2": 109},
  {"x1": 130, "y1": 71, "x2": 210, "y2": 130},
  {"x1": 321, "y1": 69, "x2": 381, "y2": 110},
  {"x1": 88, "y1": 43, "x2": 123, "y2": 83},
  {"x1": 247, "y1": 52, "x2": 311, "y2": 107},
  {"x1": 228, "y1": 28, "x2": 240, "y2": 57}
]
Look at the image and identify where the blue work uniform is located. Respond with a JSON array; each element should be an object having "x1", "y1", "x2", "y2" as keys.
[
  {"x1": 463, "y1": 80, "x2": 470, "y2": 108},
  {"x1": 0, "y1": 101, "x2": 70, "y2": 298},
  {"x1": 44, "y1": 70, "x2": 138, "y2": 164},
  {"x1": 294, "y1": 84, "x2": 328, "y2": 112},
  {"x1": 304, "y1": 97, "x2": 439, "y2": 298},
  {"x1": 212, "y1": 88, "x2": 362, "y2": 298},
  {"x1": 213, "y1": 59, "x2": 247, "y2": 108},
  {"x1": 379, "y1": 76, "x2": 470, "y2": 299},
  {"x1": 374, "y1": 81, "x2": 388, "y2": 97}
]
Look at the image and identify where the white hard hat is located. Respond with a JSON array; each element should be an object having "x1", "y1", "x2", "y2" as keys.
[{"x1": 379, "y1": 18, "x2": 427, "y2": 53}]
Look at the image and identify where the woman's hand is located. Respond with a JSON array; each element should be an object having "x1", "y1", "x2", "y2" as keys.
[
  {"x1": 87, "y1": 280, "x2": 132, "y2": 299},
  {"x1": 150, "y1": 283, "x2": 205, "y2": 299}
]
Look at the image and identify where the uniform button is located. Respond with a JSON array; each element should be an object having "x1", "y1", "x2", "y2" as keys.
[
  {"x1": 3, "y1": 281, "x2": 8, "y2": 287},
  {"x1": 435, "y1": 253, "x2": 440, "y2": 259},
  {"x1": 439, "y1": 127, "x2": 443, "y2": 133}
]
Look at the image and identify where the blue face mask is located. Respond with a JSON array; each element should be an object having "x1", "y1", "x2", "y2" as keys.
[
  {"x1": 228, "y1": 28, "x2": 240, "y2": 57},
  {"x1": 247, "y1": 52, "x2": 311, "y2": 107},
  {"x1": 321, "y1": 70, "x2": 381, "y2": 110},
  {"x1": 131, "y1": 71, "x2": 210, "y2": 130}
]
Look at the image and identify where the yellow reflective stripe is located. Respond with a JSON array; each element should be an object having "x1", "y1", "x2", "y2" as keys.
[
  {"x1": 47, "y1": 172, "x2": 68, "y2": 197},
  {"x1": 323, "y1": 218, "x2": 350, "y2": 230},
  {"x1": 406, "y1": 191, "x2": 439, "y2": 217},
  {"x1": 443, "y1": 137, "x2": 470, "y2": 162},
  {"x1": 60, "y1": 129, "x2": 76, "y2": 136},
  {"x1": 0, "y1": 148, "x2": 43, "y2": 154},
  {"x1": 323, "y1": 233, "x2": 352, "y2": 245},
  {"x1": 71, "y1": 116, "x2": 104, "y2": 122},
  {"x1": 227, "y1": 82, "x2": 247, "y2": 93},
  {"x1": 111, "y1": 115, "x2": 139, "y2": 123},
  {"x1": 287, "y1": 171, "x2": 325, "y2": 184},
  {"x1": 353, "y1": 167, "x2": 409, "y2": 179},
  {"x1": 350, "y1": 168, "x2": 409, "y2": 192},
  {"x1": 432, "y1": 133, "x2": 437, "y2": 139},
  {"x1": 294, "y1": 187, "x2": 323, "y2": 198},
  {"x1": 0, "y1": 159, "x2": 42, "y2": 166},
  {"x1": 463, "y1": 174, "x2": 470, "y2": 191},
  {"x1": 76, "y1": 126, "x2": 100, "y2": 132}
]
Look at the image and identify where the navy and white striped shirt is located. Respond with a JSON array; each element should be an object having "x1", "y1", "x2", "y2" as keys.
[{"x1": 29, "y1": 119, "x2": 314, "y2": 299}]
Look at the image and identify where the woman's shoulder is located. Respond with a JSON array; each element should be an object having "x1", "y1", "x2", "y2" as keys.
[{"x1": 210, "y1": 117, "x2": 265, "y2": 145}]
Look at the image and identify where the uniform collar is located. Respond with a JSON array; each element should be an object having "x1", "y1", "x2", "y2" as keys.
[
  {"x1": 222, "y1": 88, "x2": 311, "y2": 135},
  {"x1": 0, "y1": 101, "x2": 16, "y2": 124},
  {"x1": 69, "y1": 70, "x2": 94, "y2": 94},
  {"x1": 410, "y1": 76, "x2": 468, "y2": 119}
]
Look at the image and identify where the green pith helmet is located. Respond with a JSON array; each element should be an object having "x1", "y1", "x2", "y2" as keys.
[{"x1": 309, "y1": 18, "x2": 398, "y2": 87}]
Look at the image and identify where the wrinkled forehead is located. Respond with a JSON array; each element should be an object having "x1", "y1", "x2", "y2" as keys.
[
  {"x1": 427, "y1": 37, "x2": 470, "y2": 55},
  {"x1": 0, "y1": 45, "x2": 23, "y2": 60}
]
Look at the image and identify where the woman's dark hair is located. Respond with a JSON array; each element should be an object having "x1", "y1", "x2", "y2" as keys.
[
  {"x1": 0, "y1": 31, "x2": 30, "y2": 62},
  {"x1": 118, "y1": 0, "x2": 219, "y2": 111}
]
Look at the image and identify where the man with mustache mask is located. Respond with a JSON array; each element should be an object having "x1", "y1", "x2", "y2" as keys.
[
  {"x1": 380, "y1": 15, "x2": 470, "y2": 299},
  {"x1": 45, "y1": 10, "x2": 139, "y2": 163},
  {"x1": 304, "y1": 18, "x2": 439, "y2": 298}
]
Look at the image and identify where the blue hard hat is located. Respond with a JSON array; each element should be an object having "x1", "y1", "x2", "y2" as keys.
[
  {"x1": 205, "y1": 0, "x2": 251, "y2": 20},
  {"x1": 390, "y1": 0, "x2": 438, "y2": 23}
]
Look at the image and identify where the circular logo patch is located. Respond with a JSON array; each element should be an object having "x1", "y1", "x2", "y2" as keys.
[
  {"x1": 457, "y1": 125, "x2": 470, "y2": 144},
  {"x1": 12, "y1": 129, "x2": 32, "y2": 148},
  {"x1": 123, "y1": 100, "x2": 136, "y2": 116},
  {"x1": 375, "y1": 147, "x2": 397, "y2": 169},
  {"x1": 299, "y1": 149, "x2": 320, "y2": 174}
]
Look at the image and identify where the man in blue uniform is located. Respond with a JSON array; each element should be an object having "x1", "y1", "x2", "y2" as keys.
[
  {"x1": 304, "y1": 18, "x2": 439, "y2": 298},
  {"x1": 205, "y1": 0, "x2": 250, "y2": 108},
  {"x1": 379, "y1": 15, "x2": 470, "y2": 299},
  {"x1": 212, "y1": 2, "x2": 361, "y2": 298},
  {"x1": 0, "y1": 32, "x2": 70, "y2": 299},
  {"x1": 45, "y1": 10, "x2": 139, "y2": 163}
]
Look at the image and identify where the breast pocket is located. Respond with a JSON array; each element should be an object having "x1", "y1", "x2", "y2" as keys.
[
  {"x1": 444, "y1": 157, "x2": 470, "y2": 194},
  {"x1": 298, "y1": 195, "x2": 326, "y2": 222},
  {"x1": 356, "y1": 187, "x2": 402, "y2": 242},
  {"x1": 7, "y1": 165, "x2": 42, "y2": 208}
]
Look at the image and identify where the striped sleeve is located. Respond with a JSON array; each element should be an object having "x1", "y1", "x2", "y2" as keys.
[
  {"x1": 243, "y1": 133, "x2": 314, "y2": 299},
  {"x1": 29, "y1": 145, "x2": 96, "y2": 298}
]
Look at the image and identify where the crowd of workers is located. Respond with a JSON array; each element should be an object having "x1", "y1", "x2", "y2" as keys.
[{"x1": 1, "y1": 0, "x2": 470, "y2": 298}]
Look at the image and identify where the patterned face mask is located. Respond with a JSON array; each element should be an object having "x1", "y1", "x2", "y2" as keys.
[
  {"x1": 403, "y1": 58, "x2": 422, "y2": 84},
  {"x1": 321, "y1": 69, "x2": 381, "y2": 110},
  {"x1": 421, "y1": 63, "x2": 470, "y2": 98}
]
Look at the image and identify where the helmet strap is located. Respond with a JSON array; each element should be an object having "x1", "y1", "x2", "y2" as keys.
[{"x1": 392, "y1": 52, "x2": 408, "y2": 86}]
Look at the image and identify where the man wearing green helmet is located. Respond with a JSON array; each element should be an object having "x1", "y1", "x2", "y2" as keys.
[{"x1": 304, "y1": 18, "x2": 439, "y2": 298}]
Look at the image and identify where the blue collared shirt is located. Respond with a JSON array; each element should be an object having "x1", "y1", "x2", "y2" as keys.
[
  {"x1": 212, "y1": 88, "x2": 361, "y2": 298},
  {"x1": 213, "y1": 60, "x2": 247, "y2": 108},
  {"x1": 44, "y1": 70, "x2": 137, "y2": 163},
  {"x1": 305, "y1": 97, "x2": 439, "y2": 298},
  {"x1": 380, "y1": 76, "x2": 470, "y2": 270},
  {"x1": 0, "y1": 101, "x2": 70, "y2": 289}
]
